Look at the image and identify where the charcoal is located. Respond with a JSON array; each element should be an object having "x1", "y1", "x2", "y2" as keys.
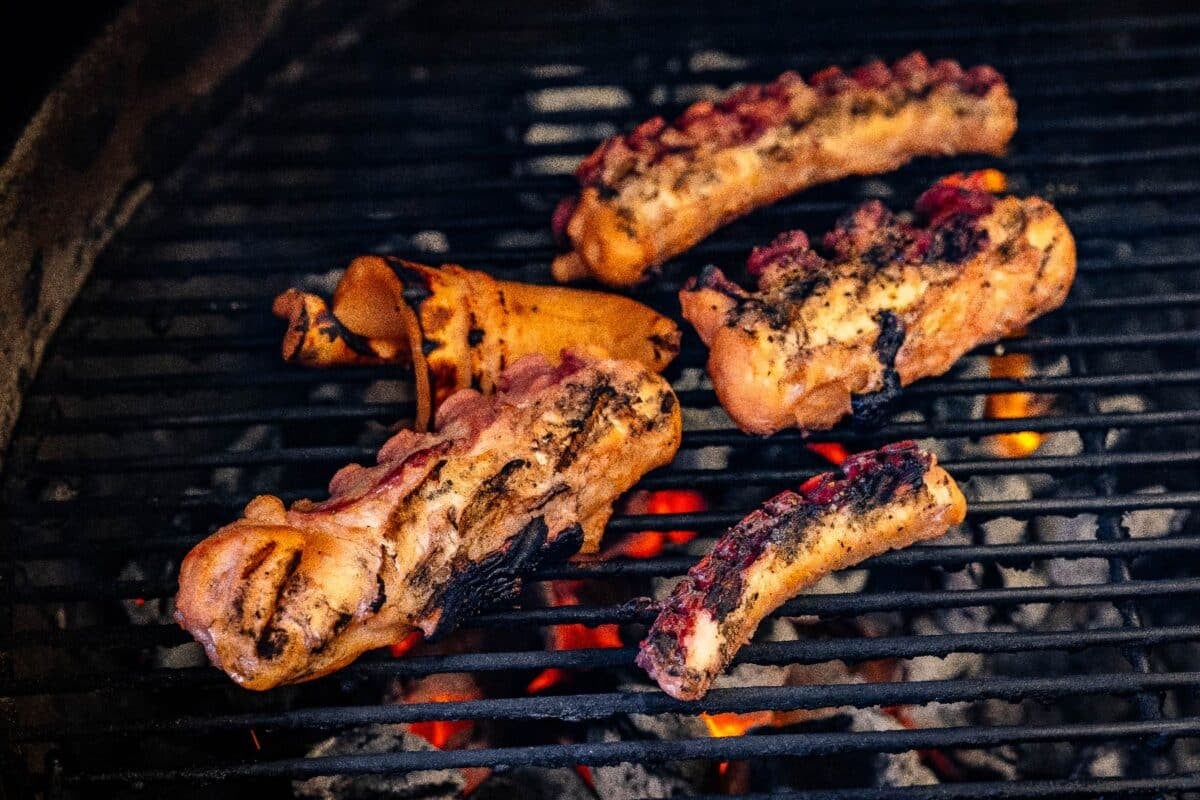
[
  {"x1": 293, "y1": 725, "x2": 463, "y2": 800},
  {"x1": 472, "y1": 766, "x2": 592, "y2": 800},
  {"x1": 588, "y1": 707, "x2": 709, "y2": 798},
  {"x1": 746, "y1": 709, "x2": 935, "y2": 790}
]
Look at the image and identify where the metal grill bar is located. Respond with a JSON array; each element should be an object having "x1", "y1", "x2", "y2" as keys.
[
  {"x1": 678, "y1": 776, "x2": 1200, "y2": 800},
  {"x1": 60, "y1": 716, "x2": 1200, "y2": 785},
  {"x1": 12, "y1": 672, "x2": 1200, "y2": 741},
  {"x1": 7, "y1": 489, "x2": 1200, "y2": 528},
  {"x1": 9, "y1": 625, "x2": 1200, "y2": 698},
  {"x1": 5, "y1": 0, "x2": 1200, "y2": 796},
  {"x1": 8, "y1": 574, "x2": 1200, "y2": 626}
]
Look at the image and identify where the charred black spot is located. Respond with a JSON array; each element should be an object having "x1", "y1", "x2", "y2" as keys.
[
  {"x1": 370, "y1": 572, "x2": 387, "y2": 613},
  {"x1": 659, "y1": 391, "x2": 676, "y2": 414},
  {"x1": 339, "y1": 326, "x2": 381, "y2": 358},
  {"x1": 648, "y1": 331, "x2": 679, "y2": 355},
  {"x1": 924, "y1": 212, "x2": 989, "y2": 263},
  {"x1": 255, "y1": 546, "x2": 300, "y2": 661},
  {"x1": 427, "y1": 519, "x2": 583, "y2": 640},
  {"x1": 240, "y1": 542, "x2": 278, "y2": 580},
  {"x1": 385, "y1": 258, "x2": 433, "y2": 305},
  {"x1": 596, "y1": 183, "x2": 619, "y2": 201},
  {"x1": 467, "y1": 328, "x2": 485, "y2": 346},
  {"x1": 22, "y1": 250, "x2": 42, "y2": 317},
  {"x1": 840, "y1": 448, "x2": 928, "y2": 513},
  {"x1": 255, "y1": 627, "x2": 289, "y2": 660},
  {"x1": 457, "y1": 458, "x2": 531, "y2": 533},
  {"x1": 312, "y1": 308, "x2": 382, "y2": 358},
  {"x1": 422, "y1": 338, "x2": 443, "y2": 356},
  {"x1": 555, "y1": 385, "x2": 617, "y2": 470},
  {"x1": 850, "y1": 311, "x2": 905, "y2": 429},
  {"x1": 286, "y1": 302, "x2": 311, "y2": 360}
]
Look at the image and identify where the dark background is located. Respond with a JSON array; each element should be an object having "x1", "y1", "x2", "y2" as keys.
[{"x1": 1, "y1": 3, "x2": 124, "y2": 158}]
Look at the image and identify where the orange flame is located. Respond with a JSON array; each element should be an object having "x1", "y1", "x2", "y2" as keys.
[
  {"x1": 408, "y1": 696, "x2": 475, "y2": 750},
  {"x1": 605, "y1": 489, "x2": 708, "y2": 559},
  {"x1": 389, "y1": 630, "x2": 423, "y2": 658},
  {"x1": 527, "y1": 580, "x2": 623, "y2": 694},
  {"x1": 701, "y1": 711, "x2": 777, "y2": 776},
  {"x1": 805, "y1": 441, "x2": 850, "y2": 466},
  {"x1": 938, "y1": 168, "x2": 1007, "y2": 194},
  {"x1": 985, "y1": 348, "x2": 1045, "y2": 458},
  {"x1": 701, "y1": 710, "x2": 776, "y2": 738}
]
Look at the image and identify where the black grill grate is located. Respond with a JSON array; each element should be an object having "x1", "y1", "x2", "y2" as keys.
[{"x1": 4, "y1": 0, "x2": 1200, "y2": 797}]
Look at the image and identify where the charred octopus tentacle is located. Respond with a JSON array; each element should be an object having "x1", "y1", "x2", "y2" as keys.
[
  {"x1": 274, "y1": 256, "x2": 681, "y2": 430},
  {"x1": 552, "y1": 52, "x2": 1016, "y2": 287},
  {"x1": 679, "y1": 171, "x2": 1077, "y2": 435},
  {"x1": 637, "y1": 441, "x2": 966, "y2": 701},
  {"x1": 175, "y1": 351, "x2": 682, "y2": 690}
]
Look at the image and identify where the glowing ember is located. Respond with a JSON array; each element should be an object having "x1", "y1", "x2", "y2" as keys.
[
  {"x1": 389, "y1": 630, "x2": 423, "y2": 658},
  {"x1": 403, "y1": 673, "x2": 480, "y2": 751},
  {"x1": 985, "y1": 347, "x2": 1046, "y2": 458},
  {"x1": 882, "y1": 705, "x2": 961, "y2": 779},
  {"x1": 408, "y1": 697, "x2": 474, "y2": 750},
  {"x1": 805, "y1": 441, "x2": 850, "y2": 465},
  {"x1": 574, "y1": 765, "x2": 594, "y2": 787},
  {"x1": 701, "y1": 711, "x2": 777, "y2": 777},
  {"x1": 605, "y1": 489, "x2": 708, "y2": 559},
  {"x1": 939, "y1": 167, "x2": 1007, "y2": 193},
  {"x1": 527, "y1": 580, "x2": 623, "y2": 693},
  {"x1": 701, "y1": 710, "x2": 775, "y2": 737}
]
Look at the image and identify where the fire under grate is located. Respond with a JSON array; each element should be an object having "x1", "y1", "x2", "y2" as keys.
[{"x1": 4, "y1": 0, "x2": 1200, "y2": 797}]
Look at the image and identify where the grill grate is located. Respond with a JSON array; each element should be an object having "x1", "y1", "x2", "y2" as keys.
[{"x1": 5, "y1": 0, "x2": 1200, "y2": 797}]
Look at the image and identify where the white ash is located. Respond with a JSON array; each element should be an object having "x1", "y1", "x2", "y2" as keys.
[
  {"x1": 968, "y1": 474, "x2": 1050, "y2": 628},
  {"x1": 676, "y1": 366, "x2": 731, "y2": 471},
  {"x1": 300, "y1": 268, "x2": 346, "y2": 296},
  {"x1": 524, "y1": 121, "x2": 616, "y2": 145},
  {"x1": 525, "y1": 86, "x2": 631, "y2": 113},
  {"x1": 860, "y1": 179, "x2": 897, "y2": 199},
  {"x1": 522, "y1": 155, "x2": 578, "y2": 176},
  {"x1": 39, "y1": 480, "x2": 78, "y2": 503},
  {"x1": 1122, "y1": 486, "x2": 1190, "y2": 538},
  {"x1": 210, "y1": 424, "x2": 282, "y2": 497},
  {"x1": 670, "y1": 83, "x2": 725, "y2": 104},
  {"x1": 1096, "y1": 393, "x2": 1150, "y2": 450},
  {"x1": 119, "y1": 560, "x2": 205, "y2": 668},
  {"x1": 309, "y1": 382, "x2": 347, "y2": 404},
  {"x1": 928, "y1": 566, "x2": 995, "y2": 635},
  {"x1": 472, "y1": 767, "x2": 592, "y2": 800},
  {"x1": 492, "y1": 230, "x2": 551, "y2": 249},
  {"x1": 293, "y1": 725, "x2": 464, "y2": 800},
  {"x1": 362, "y1": 379, "x2": 413, "y2": 407},
  {"x1": 710, "y1": 618, "x2": 797, "y2": 692},
  {"x1": 588, "y1": 702, "x2": 709, "y2": 798},
  {"x1": 848, "y1": 708, "x2": 938, "y2": 787},
  {"x1": 807, "y1": 568, "x2": 869, "y2": 596},
  {"x1": 524, "y1": 63, "x2": 585, "y2": 79},
  {"x1": 688, "y1": 49, "x2": 749, "y2": 72},
  {"x1": 1086, "y1": 745, "x2": 1128, "y2": 778},
  {"x1": 409, "y1": 230, "x2": 450, "y2": 254}
]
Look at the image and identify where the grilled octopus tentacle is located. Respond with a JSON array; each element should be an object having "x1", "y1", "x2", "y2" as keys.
[
  {"x1": 552, "y1": 52, "x2": 1016, "y2": 287},
  {"x1": 274, "y1": 256, "x2": 681, "y2": 429},
  {"x1": 637, "y1": 442, "x2": 966, "y2": 701},
  {"x1": 680, "y1": 171, "x2": 1077, "y2": 435},
  {"x1": 175, "y1": 351, "x2": 682, "y2": 690}
]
